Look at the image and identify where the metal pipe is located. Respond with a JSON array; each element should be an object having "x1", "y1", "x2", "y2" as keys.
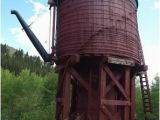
[
  {"x1": 11, "y1": 10, "x2": 50, "y2": 62},
  {"x1": 52, "y1": 6, "x2": 56, "y2": 50}
]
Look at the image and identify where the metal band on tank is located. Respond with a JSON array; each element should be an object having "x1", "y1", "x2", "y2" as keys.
[
  {"x1": 55, "y1": 0, "x2": 138, "y2": 8},
  {"x1": 129, "y1": 0, "x2": 138, "y2": 8},
  {"x1": 56, "y1": 0, "x2": 63, "y2": 6},
  {"x1": 136, "y1": 0, "x2": 138, "y2": 7}
]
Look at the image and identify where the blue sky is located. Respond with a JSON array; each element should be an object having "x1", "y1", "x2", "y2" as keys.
[
  {"x1": 1, "y1": 0, "x2": 49, "y2": 51},
  {"x1": 1, "y1": 0, "x2": 160, "y2": 82}
]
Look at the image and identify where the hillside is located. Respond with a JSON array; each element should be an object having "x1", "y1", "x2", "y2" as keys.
[
  {"x1": 1, "y1": 44, "x2": 16, "y2": 55},
  {"x1": 1, "y1": 43, "x2": 53, "y2": 76},
  {"x1": 8, "y1": 45, "x2": 17, "y2": 56}
]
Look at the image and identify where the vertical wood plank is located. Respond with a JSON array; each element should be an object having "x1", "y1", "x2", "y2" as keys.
[
  {"x1": 99, "y1": 64, "x2": 106, "y2": 119},
  {"x1": 63, "y1": 72, "x2": 71, "y2": 119},
  {"x1": 131, "y1": 76, "x2": 136, "y2": 120},
  {"x1": 124, "y1": 68, "x2": 130, "y2": 120}
]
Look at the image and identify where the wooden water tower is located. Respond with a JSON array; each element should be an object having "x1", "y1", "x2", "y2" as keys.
[
  {"x1": 49, "y1": 0, "x2": 152, "y2": 119},
  {"x1": 11, "y1": 0, "x2": 152, "y2": 119}
]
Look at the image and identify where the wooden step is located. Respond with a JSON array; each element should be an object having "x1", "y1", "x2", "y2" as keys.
[{"x1": 139, "y1": 72, "x2": 152, "y2": 116}]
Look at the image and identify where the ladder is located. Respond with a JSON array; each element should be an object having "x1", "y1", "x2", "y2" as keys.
[
  {"x1": 137, "y1": 36, "x2": 152, "y2": 119},
  {"x1": 139, "y1": 72, "x2": 152, "y2": 119}
]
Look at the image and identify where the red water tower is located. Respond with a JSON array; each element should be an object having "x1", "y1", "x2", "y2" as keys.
[
  {"x1": 12, "y1": 0, "x2": 152, "y2": 120},
  {"x1": 49, "y1": 0, "x2": 152, "y2": 120}
]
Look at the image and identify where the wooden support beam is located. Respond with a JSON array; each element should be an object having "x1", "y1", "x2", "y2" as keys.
[
  {"x1": 56, "y1": 71, "x2": 63, "y2": 96},
  {"x1": 99, "y1": 64, "x2": 106, "y2": 119},
  {"x1": 124, "y1": 68, "x2": 130, "y2": 120},
  {"x1": 87, "y1": 70, "x2": 92, "y2": 120},
  {"x1": 69, "y1": 68, "x2": 89, "y2": 91},
  {"x1": 131, "y1": 76, "x2": 136, "y2": 120},
  {"x1": 102, "y1": 100, "x2": 130, "y2": 106},
  {"x1": 56, "y1": 67, "x2": 68, "y2": 96},
  {"x1": 56, "y1": 105, "x2": 63, "y2": 120},
  {"x1": 105, "y1": 74, "x2": 122, "y2": 95},
  {"x1": 62, "y1": 72, "x2": 71, "y2": 119},
  {"x1": 101, "y1": 105, "x2": 114, "y2": 120},
  {"x1": 104, "y1": 66, "x2": 129, "y2": 100},
  {"x1": 55, "y1": 71, "x2": 64, "y2": 120}
]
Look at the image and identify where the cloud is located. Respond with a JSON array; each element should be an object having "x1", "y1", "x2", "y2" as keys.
[
  {"x1": 143, "y1": 44, "x2": 160, "y2": 83},
  {"x1": 10, "y1": 28, "x2": 30, "y2": 45},
  {"x1": 0, "y1": 36, "x2": 6, "y2": 44},
  {"x1": 10, "y1": 0, "x2": 51, "y2": 57},
  {"x1": 29, "y1": 0, "x2": 48, "y2": 13},
  {"x1": 154, "y1": 0, "x2": 160, "y2": 10}
]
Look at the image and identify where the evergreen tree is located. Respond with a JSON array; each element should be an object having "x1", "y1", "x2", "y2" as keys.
[
  {"x1": 151, "y1": 75, "x2": 159, "y2": 120},
  {"x1": 1, "y1": 44, "x2": 54, "y2": 76}
]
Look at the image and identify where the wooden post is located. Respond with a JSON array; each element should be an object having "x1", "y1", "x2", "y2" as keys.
[{"x1": 99, "y1": 63, "x2": 106, "y2": 119}]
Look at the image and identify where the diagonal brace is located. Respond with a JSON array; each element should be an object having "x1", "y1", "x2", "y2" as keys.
[
  {"x1": 104, "y1": 66, "x2": 129, "y2": 100},
  {"x1": 69, "y1": 68, "x2": 89, "y2": 91}
]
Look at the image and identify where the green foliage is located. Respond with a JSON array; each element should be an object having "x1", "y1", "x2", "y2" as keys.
[
  {"x1": 39, "y1": 72, "x2": 58, "y2": 120},
  {"x1": 1, "y1": 68, "x2": 57, "y2": 120},
  {"x1": 136, "y1": 76, "x2": 159, "y2": 120},
  {"x1": 150, "y1": 75, "x2": 159, "y2": 120},
  {"x1": 135, "y1": 83, "x2": 144, "y2": 119},
  {"x1": 1, "y1": 43, "x2": 57, "y2": 120}
]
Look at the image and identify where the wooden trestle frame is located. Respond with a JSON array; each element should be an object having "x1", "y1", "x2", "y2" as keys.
[{"x1": 55, "y1": 56, "x2": 137, "y2": 120}]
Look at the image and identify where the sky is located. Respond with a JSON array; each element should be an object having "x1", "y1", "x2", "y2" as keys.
[{"x1": 1, "y1": 0, "x2": 160, "y2": 83}]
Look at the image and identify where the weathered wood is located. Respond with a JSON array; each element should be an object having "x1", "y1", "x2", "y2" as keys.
[
  {"x1": 104, "y1": 66, "x2": 129, "y2": 100},
  {"x1": 69, "y1": 68, "x2": 89, "y2": 91},
  {"x1": 108, "y1": 57, "x2": 135, "y2": 66},
  {"x1": 102, "y1": 100, "x2": 130, "y2": 106}
]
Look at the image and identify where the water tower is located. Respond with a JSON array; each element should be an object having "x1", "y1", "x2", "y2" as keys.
[{"x1": 11, "y1": 0, "x2": 152, "y2": 119}]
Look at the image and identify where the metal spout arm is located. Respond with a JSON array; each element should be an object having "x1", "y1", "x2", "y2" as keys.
[{"x1": 11, "y1": 10, "x2": 50, "y2": 62}]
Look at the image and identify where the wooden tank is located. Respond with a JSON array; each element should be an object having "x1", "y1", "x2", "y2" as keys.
[{"x1": 56, "y1": 0, "x2": 140, "y2": 62}]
